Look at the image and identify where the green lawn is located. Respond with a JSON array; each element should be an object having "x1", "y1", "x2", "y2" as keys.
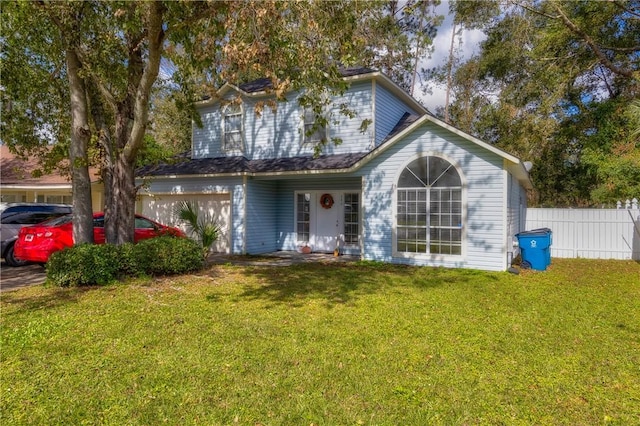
[{"x1": 1, "y1": 259, "x2": 639, "y2": 425}]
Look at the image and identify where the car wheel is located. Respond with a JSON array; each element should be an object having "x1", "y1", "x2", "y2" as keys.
[{"x1": 5, "y1": 244, "x2": 29, "y2": 267}]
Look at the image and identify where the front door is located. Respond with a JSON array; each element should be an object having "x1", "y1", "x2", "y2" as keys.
[{"x1": 314, "y1": 192, "x2": 339, "y2": 252}]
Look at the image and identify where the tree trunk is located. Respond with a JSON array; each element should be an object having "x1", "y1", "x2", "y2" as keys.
[
  {"x1": 444, "y1": 20, "x2": 457, "y2": 124},
  {"x1": 100, "y1": 101, "x2": 136, "y2": 245},
  {"x1": 89, "y1": 83, "x2": 116, "y2": 242},
  {"x1": 102, "y1": 1, "x2": 166, "y2": 245},
  {"x1": 112, "y1": 154, "x2": 137, "y2": 244},
  {"x1": 66, "y1": 48, "x2": 94, "y2": 245}
]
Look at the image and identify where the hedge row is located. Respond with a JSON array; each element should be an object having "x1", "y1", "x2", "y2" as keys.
[{"x1": 46, "y1": 236, "x2": 205, "y2": 287}]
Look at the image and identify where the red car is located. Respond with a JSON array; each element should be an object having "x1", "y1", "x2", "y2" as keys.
[{"x1": 14, "y1": 213, "x2": 185, "y2": 264}]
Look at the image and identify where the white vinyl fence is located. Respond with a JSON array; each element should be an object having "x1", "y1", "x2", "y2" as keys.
[{"x1": 526, "y1": 200, "x2": 640, "y2": 260}]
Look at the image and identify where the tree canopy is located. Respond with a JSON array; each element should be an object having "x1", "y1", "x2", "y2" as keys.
[{"x1": 427, "y1": 0, "x2": 639, "y2": 206}]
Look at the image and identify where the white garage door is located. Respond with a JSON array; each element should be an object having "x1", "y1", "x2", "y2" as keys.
[{"x1": 141, "y1": 193, "x2": 231, "y2": 253}]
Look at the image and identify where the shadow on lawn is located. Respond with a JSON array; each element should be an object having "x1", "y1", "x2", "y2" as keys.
[
  {"x1": 226, "y1": 262, "x2": 496, "y2": 308},
  {"x1": 0, "y1": 286, "x2": 91, "y2": 313}
]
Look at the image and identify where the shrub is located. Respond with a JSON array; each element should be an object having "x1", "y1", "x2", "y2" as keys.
[
  {"x1": 46, "y1": 243, "x2": 123, "y2": 287},
  {"x1": 175, "y1": 200, "x2": 221, "y2": 259},
  {"x1": 132, "y1": 236, "x2": 204, "y2": 276},
  {"x1": 117, "y1": 242, "x2": 139, "y2": 278},
  {"x1": 46, "y1": 236, "x2": 204, "y2": 287}
]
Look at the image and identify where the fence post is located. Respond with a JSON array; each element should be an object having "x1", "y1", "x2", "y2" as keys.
[{"x1": 633, "y1": 198, "x2": 638, "y2": 210}]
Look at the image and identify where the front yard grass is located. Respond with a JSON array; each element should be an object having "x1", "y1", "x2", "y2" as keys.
[{"x1": 1, "y1": 258, "x2": 639, "y2": 425}]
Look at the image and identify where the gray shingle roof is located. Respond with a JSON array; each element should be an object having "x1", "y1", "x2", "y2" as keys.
[
  {"x1": 381, "y1": 112, "x2": 421, "y2": 143},
  {"x1": 237, "y1": 67, "x2": 376, "y2": 93},
  {"x1": 137, "y1": 152, "x2": 368, "y2": 177}
]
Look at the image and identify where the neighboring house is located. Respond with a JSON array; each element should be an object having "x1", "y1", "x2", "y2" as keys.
[
  {"x1": 0, "y1": 145, "x2": 104, "y2": 211},
  {"x1": 137, "y1": 68, "x2": 532, "y2": 271}
]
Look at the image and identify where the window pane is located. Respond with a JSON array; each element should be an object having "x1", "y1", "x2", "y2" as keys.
[
  {"x1": 135, "y1": 217, "x2": 155, "y2": 229},
  {"x1": 397, "y1": 168, "x2": 425, "y2": 188}
]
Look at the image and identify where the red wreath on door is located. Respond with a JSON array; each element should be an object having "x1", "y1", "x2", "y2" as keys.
[{"x1": 320, "y1": 193, "x2": 334, "y2": 209}]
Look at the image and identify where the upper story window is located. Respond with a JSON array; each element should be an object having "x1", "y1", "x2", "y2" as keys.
[
  {"x1": 302, "y1": 107, "x2": 327, "y2": 145},
  {"x1": 223, "y1": 103, "x2": 243, "y2": 151},
  {"x1": 395, "y1": 155, "x2": 463, "y2": 256}
]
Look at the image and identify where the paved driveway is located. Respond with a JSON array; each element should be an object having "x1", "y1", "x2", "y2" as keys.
[{"x1": 0, "y1": 261, "x2": 46, "y2": 292}]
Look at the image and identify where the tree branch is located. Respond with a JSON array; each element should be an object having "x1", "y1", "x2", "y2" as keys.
[
  {"x1": 125, "y1": 1, "x2": 166, "y2": 162},
  {"x1": 612, "y1": 1, "x2": 640, "y2": 19},
  {"x1": 538, "y1": 1, "x2": 635, "y2": 79},
  {"x1": 599, "y1": 45, "x2": 640, "y2": 53},
  {"x1": 550, "y1": 2, "x2": 634, "y2": 78}
]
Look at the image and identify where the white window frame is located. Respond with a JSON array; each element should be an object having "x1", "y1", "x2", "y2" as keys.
[
  {"x1": 343, "y1": 192, "x2": 360, "y2": 247},
  {"x1": 295, "y1": 192, "x2": 312, "y2": 244},
  {"x1": 300, "y1": 104, "x2": 328, "y2": 146},
  {"x1": 392, "y1": 153, "x2": 466, "y2": 260},
  {"x1": 222, "y1": 102, "x2": 244, "y2": 152}
]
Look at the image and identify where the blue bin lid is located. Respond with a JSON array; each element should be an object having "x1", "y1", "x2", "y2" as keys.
[{"x1": 517, "y1": 228, "x2": 551, "y2": 237}]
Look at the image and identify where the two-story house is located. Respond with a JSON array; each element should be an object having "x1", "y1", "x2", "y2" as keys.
[{"x1": 137, "y1": 68, "x2": 532, "y2": 271}]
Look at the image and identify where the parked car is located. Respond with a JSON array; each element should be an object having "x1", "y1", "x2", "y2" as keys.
[
  {"x1": 14, "y1": 213, "x2": 185, "y2": 264},
  {"x1": 0, "y1": 203, "x2": 73, "y2": 266}
]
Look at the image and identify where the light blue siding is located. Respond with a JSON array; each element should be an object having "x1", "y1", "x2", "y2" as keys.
[
  {"x1": 243, "y1": 93, "x2": 308, "y2": 159},
  {"x1": 245, "y1": 180, "x2": 278, "y2": 254},
  {"x1": 374, "y1": 84, "x2": 419, "y2": 146},
  {"x1": 192, "y1": 104, "x2": 222, "y2": 159},
  {"x1": 193, "y1": 82, "x2": 376, "y2": 160},
  {"x1": 357, "y1": 121, "x2": 508, "y2": 271},
  {"x1": 320, "y1": 81, "x2": 374, "y2": 155}
]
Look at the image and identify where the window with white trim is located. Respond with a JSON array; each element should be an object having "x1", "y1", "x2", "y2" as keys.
[
  {"x1": 343, "y1": 193, "x2": 359, "y2": 245},
  {"x1": 396, "y1": 156, "x2": 463, "y2": 255},
  {"x1": 302, "y1": 107, "x2": 326, "y2": 145},
  {"x1": 296, "y1": 193, "x2": 310, "y2": 243},
  {"x1": 223, "y1": 103, "x2": 243, "y2": 151}
]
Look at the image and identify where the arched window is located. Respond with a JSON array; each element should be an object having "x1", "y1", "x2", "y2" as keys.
[
  {"x1": 223, "y1": 103, "x2": 243, "y2": 151},
  {"x1": 396, "y1": 156, "x2": 463, "y2": 255}
]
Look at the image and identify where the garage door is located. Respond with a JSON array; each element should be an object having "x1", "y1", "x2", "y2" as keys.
[{"x1": 140, "y1": 193, "x2": 231, "y2": 253}]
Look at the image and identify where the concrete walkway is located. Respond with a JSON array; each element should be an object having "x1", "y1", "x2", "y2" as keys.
[{"x1": 0, "y1": 261, "x2": 46, "y2": 292}]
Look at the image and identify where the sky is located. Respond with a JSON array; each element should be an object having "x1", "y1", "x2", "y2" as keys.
[{"x1": 416, "y1": 1, "x2": 486, "y2": 113}]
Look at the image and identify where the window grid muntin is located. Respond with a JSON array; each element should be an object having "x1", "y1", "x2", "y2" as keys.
[
  {"x1": 343, "y1": 193, "x2": 359, "y2": 245},
  {"x1": 296, "y1": 193, "x2": 310, "y2": 243},
  {"x1": 396, "y1": 157, "x2": 462, "y2": 256},
  {"x1": 397, "y1": 186, "x2": 462, "y2": 255},
  {"x1": 223, "y1": 104, "x2": 243, "y2": 151}
]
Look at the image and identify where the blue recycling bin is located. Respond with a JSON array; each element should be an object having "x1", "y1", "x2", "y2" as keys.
[{"x1": 516, "y1": 228, "x2": 552, "y2": 271}]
